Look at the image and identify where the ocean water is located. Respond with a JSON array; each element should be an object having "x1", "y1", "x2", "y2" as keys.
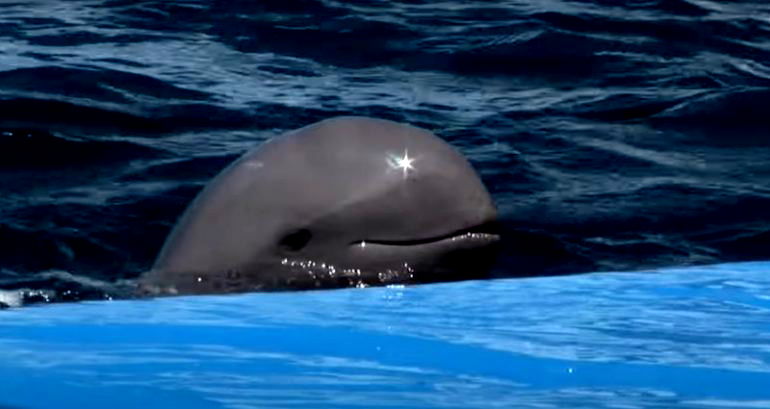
[
  {"x1": 1, "y1": 0, "x2": 769, "y2": 301},
  {"x1": 1, "y1": 262, "x2": 769, "y2": 408},
  {"x1": 1, "y1": 0, "x2": 770, "y2": 406}
]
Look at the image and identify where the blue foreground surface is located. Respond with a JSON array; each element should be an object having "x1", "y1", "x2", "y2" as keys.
[{"x1": 2, "y1": 263, "x2": 769, "y2": 409}]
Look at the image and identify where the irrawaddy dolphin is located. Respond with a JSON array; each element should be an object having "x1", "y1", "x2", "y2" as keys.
[{"x1": 138, "y1": 116, "x2": 499, "y2": 296}]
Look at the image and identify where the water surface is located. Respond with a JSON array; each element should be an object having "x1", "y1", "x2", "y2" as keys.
[{"x1": 1, "y1": 262, "x2": 769, "y2": 408}]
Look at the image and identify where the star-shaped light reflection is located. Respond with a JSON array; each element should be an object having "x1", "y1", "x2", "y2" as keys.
[{"x1": 386, "y1": 149, "x2": 416, "y2": 178}]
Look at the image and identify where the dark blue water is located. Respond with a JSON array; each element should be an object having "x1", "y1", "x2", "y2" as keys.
[{"x1": 1, "y1": 0, "x2": 770, "y2": 303}]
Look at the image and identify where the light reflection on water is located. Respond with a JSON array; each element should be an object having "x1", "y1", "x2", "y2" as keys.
[{"x1": 1, "y1": 262, "x2": 769, "y2": 409}]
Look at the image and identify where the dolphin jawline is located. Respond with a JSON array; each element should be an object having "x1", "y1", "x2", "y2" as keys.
[{"x1": 350, "y1": 223, "x2": 500, "y2": 247}]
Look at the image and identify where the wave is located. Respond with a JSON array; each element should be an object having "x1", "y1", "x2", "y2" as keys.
[{"x1": 0, "y1": 127, "x2": 164, "y2": 169}]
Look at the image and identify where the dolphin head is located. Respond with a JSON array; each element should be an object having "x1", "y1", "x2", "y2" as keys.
[{"x1": 139, "y1": 117, "x2": 498, "y2": 295}]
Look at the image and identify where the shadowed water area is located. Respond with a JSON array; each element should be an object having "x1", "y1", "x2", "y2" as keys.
[{"x1": 1, "y1": 0, "x2": 769, "y2": 303}]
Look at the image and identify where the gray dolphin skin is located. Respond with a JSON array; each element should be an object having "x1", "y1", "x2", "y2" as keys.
[{"x1": 138, "y1": 116, "x2": 499, "y2": 296}]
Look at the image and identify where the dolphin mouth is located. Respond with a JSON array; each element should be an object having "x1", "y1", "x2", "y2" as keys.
[{"x1": 350, "y1": 222, "x2": 500, "y2": 247}]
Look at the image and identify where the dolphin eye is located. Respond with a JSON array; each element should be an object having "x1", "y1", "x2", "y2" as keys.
[{"x1": 279, "y1": 229, "x2": 312, "y2": 252}]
